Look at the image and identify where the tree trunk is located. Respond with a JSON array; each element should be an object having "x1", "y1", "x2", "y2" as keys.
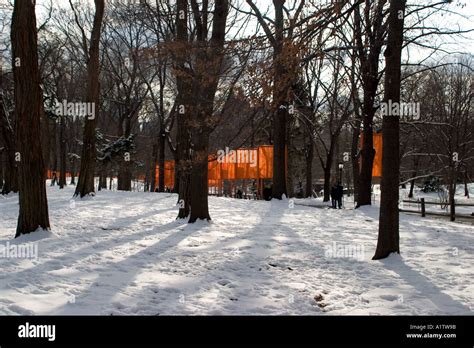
[
  {"x1": 70, "y1": 161, "x2": 76, "y2": 185},
  {"x1": 408, "y1": 156, "x2": 419, "y2": 198},
  {"x1": 464, "y1": 171, "x2": 469, "y2": 198},
  {"x1": 117, "y1": 163, "x2": 132, "y2": 191},
  {"x1": 74, "y1": 0, "x2": 104, "y2": 198},
  {"x1": 175, "y1": 0, "x2": 191, "y2": 218},
  {"x1": 0, "y1": 114, "x2": 18, "y2": 194},
  {"x1": 11, "y1": 0, "x2": 50, "y2": 236},
  {"x1": 188, "y1": 132, "x2": 211, "y2": 222},
  {"x1": 305, "y1": 141, "x2": 313, "y2": 198},
  {"x1": 357, "y1": 110, "x2": 375, "y2": 207},
  {"x1": 354, "y1": 1, "x2": 385, "y2": 208},
  {"x1": 50, "y1": 119, "x2": 58, "y2": 186},
  {"x1": 351, "y1": 120, "x2": 361, "y2": 202},
  {"x1": 271, "y1": 0, "x2": 288, "y2": 200},
  {"x1": 373, "y1": 0, "x2": 406, "y2": 260},
  {"x1": 323, "y1": 143, "x2": 335, "y2": 202},
  {"x1": 158, "y1": 130, "x2": 165, "y2": 192},
  {"x1": 59, "y1": 116, "x2": 67, "y2": 189},
  {"x1": 150, "y1": 143, "x2": 157, "y2": 192}
]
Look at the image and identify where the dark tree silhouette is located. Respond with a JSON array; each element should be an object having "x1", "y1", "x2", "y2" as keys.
[
  {"x1": 11, "y1": 0, "x2": 50, "y2": 237},
  {"x1": 373, "y1": 0, "x2": 406, "y2": 260}
]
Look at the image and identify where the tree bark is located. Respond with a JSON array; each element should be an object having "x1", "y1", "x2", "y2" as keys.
[
  {"x1": 188, "y1": 131, "x2": 211, "y2": 222},
  {"x1": 305, "y1": 140, "x2": 313, "y2": 198},
  {"x1": 158, "y1": 130, "x2": 165, "y2": 192},
  {"x1": 188, "y1": 0, "x2": 229, "y2": 222},
  {"x1": 373, "y1": 0, "x2": 406, "y2": 260},
  {"x1": 59, "y1": 116, "x2": 67, "y2": 189},
  {"x1": 271, "y1": 0, "x2": 288, "y2": 200},
  {"x1": 150, "y1": 143, "x2": 157, "y2": 192},
  {"x1": 354, "y1": 2, "x2": 386, "y2": 207},
  {"x1": 0, "y1": 99, "x2": 18, "y2": 194},
  {"x1": 351, "y1": 120, "x2": 361, "y2": 202},
  {"x1": 175, "y1": 0, "x2": 191, "y2": 218},
  {"x1": 74, "y1": 0, "x2": 104, "y2": 198},
  {"x1": 11, "y1": 0, "x2": 50, "y2": 236}
]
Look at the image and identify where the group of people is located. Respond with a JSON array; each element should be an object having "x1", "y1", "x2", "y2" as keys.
[{"x1": 330, "y1": 182, "x2": 344, "y2": 209}]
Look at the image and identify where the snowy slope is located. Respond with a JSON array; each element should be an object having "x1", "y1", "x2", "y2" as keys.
[{"x1": 0, "y1": 186, "x2": 473, "y2": 315}]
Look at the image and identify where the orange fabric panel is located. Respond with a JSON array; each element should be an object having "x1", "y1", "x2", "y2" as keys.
[
  {"x1": 220, "y1": 158, "x2": 235, "y2": 180},
  {"x1": 165, "y1": 160, "x2": 175, "y2": 188},
  {"x1": 258, "y1": 146, "x2": 273, "y2": 179},
  {"x1": 153, "y1": 145, "x2": 275, "y2": 189},
  {"x1": 156, "y1": 160, "x2": 175, "y2": 189},
  {"x1": 208, "y1": 156, "x2": 221, "y2": 180},
  {"x1": 235, "y1": 148, "x2": 258, "y2": 179},
  {"x1": 372, "y1": 133, "x2": 382, "y2": 177},
  {"x1": 359, "y1": 132, "x2": 383, "y2": 177}
]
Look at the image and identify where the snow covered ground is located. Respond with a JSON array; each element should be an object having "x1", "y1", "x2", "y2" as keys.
[{"x1": 0, "y1": 185, "x2": 473, "y2": 315}]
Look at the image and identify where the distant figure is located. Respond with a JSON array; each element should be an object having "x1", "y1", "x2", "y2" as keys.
[
  {"x1": 249, "y1": 181, "x2": 257, "y2": 200},
  {"x1": 330, "y1": 184, "x2": 337, "y2": 208},
  {"x1": 235, "y1": 189, "x2": 243, "y2": 199},
  {"x1": 335, "y1": 183, "x2": 343, "y2": 209},
  {"x1": 50, "y1": 172, "x2": 57, "y2": 186},
  {"x1": 263, "y1": 186, "x2": 272, "y2": 201}
]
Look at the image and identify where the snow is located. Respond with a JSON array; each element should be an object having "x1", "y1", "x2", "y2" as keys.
[{"x1": 0, "y1": 184, "x2": 473, "y2": 315}]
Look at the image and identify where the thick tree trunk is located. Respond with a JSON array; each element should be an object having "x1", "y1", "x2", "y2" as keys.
[
  {"x1": 175, "y1": 0, "x2": 191, "y2": 218},
  {"x1": 373, "y1": 0, "x2": 406, "y2": 260},
  {"x1": 11, "y1": 0, "x2": 50, "y2": 236},
  {"x1": 354, "y1": 1, "x2": 385, "y2": 208},
  {"x1": 74, "y1": 0, "x2": 104, "y2": 198},
  {"x1": 271, "y1": 0, "x2": 288, "y2": 200},
  {"x1": 188, "y1": 133, "x2": 211, "y2": 222},
  {"x1": 187, "y1": 0, "x2": 228, "y2": 221},
  {"x1": 117, "y1": 162, "x2": 132, "y2": 191},
  {"x1": 357, "y1": 108, "x2": 375, "y2": 207}
]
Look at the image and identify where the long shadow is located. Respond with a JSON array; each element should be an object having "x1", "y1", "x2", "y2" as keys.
[
  {"x1": 146, "y1": 200, "x2": 334, "y2": 314},
  {"x1": 381, "y1": 257, "x2": 472, "y2": 314},
  {"x1": 0, "y1": 209, "x2": 179, "y2": 281},
  {"x1": 53, "y1": 220, "x2": 202, "y2": 314}
]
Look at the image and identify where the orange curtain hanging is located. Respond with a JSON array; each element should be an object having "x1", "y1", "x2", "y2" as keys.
[
  {"x1": 359, "y1": 132, "x2": 383, "y2": 177},
  {"x1": 155, "y1": 145, "x2": 275, "y2": 189}
]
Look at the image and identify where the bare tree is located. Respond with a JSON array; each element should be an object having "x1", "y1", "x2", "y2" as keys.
[
  {"x1": 373, "y1": 0, "x2": 407, "y2": 260},
  {"x1": 73, "y1": 0, "x2": 105, "y2": 198},
  {"x1": 11, "y1": 0, "x2": 50, "y2": 237}
]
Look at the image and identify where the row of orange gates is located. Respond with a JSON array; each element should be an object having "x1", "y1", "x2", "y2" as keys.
[
  {"x1": 155, "y1": 145, "x2": 274, "y2": 190},
  {"x1": 156, "y1": 133, "x2": 383, "y2": 190},
  {"x1": 46, "y1": 134, "x2": 383, "y2": 188}
]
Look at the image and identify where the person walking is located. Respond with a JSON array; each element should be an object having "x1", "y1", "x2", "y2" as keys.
[
  {"x1": 336, "y1": 182, "x2": 343, "y2": 209},
  {"x1": 330, "y1": 183, "x2": 337, "y2": 209}
]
